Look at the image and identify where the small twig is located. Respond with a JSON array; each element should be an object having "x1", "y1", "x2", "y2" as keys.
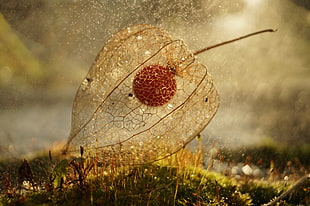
[
  {"x1": 193, "y1": 29, "x2": 277, "y2": 55},
  {"x1": 262, "y1": 174, "x2": 310, "y2": 206}
]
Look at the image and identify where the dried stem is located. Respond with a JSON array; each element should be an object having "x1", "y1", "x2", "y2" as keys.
[{"x1": 193, "y1": 29, "x2": 277, "y2": 56}]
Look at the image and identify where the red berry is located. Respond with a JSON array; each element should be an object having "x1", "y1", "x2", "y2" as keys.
[{"x1": 133, "y1": 65, "x2": 177, "y2": 107}]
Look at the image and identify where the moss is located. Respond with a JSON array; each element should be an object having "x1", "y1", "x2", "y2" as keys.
[{"x1": 0, "y1": 148, "x2": 309, "y2": 206}]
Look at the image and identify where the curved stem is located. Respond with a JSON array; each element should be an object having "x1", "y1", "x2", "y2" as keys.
[{"x1": 193, "y1": 29, "x2": 277, "y2": 56}]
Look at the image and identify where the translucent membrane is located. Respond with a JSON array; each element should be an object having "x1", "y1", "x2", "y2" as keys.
[{"x1": 63, "y1": 24, "x2": 219, "y2": 165}]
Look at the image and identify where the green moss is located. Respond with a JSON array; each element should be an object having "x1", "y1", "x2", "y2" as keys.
[{"x1": 0, "y1": 148, "x2": 309, "y2": 206}]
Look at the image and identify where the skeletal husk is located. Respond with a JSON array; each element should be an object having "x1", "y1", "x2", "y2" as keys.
[{"x1": 63, "y1": 24, "x2": 219, "y2": 165}]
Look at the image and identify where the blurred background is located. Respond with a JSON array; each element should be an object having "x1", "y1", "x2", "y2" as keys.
[{"x1": 0, "y1": 0, "x2": 309, "y2": 159}]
